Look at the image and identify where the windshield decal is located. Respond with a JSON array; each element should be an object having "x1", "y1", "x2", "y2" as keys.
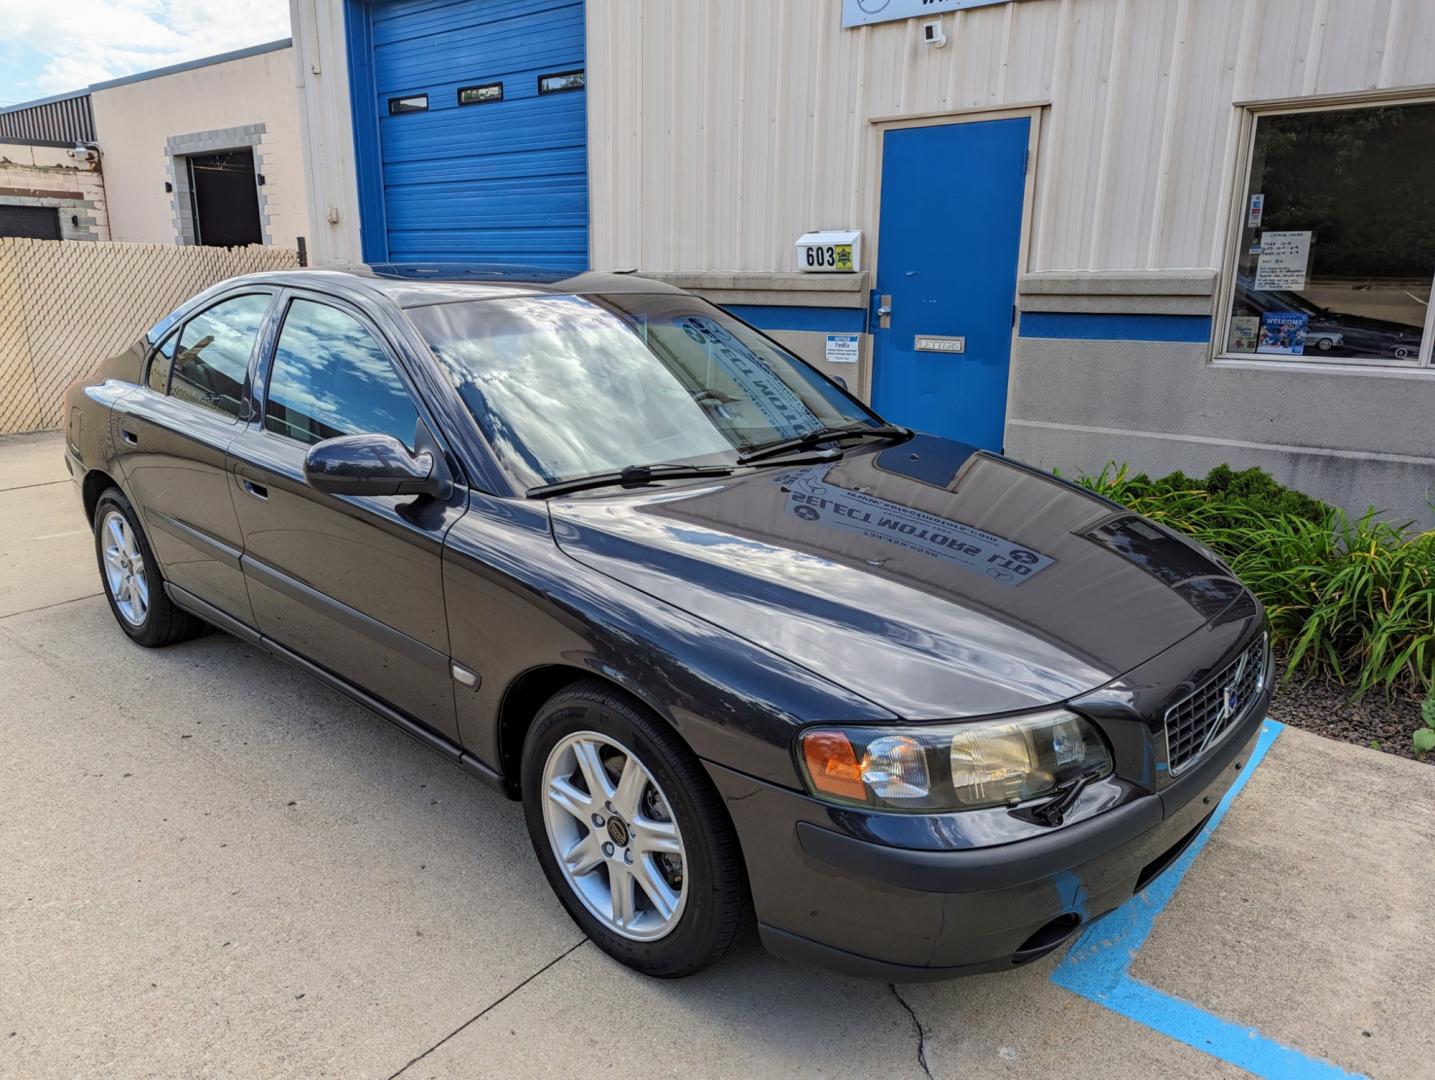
[
  {"x1": 779, "y1": 466, "x2": 1053, "y2": 586},
  {"x1": 680, "y1": 316, "x2": 816, "y2": 439}
]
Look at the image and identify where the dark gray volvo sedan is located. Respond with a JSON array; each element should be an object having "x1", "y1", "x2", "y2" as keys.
[{"x1": 63, "y1": 266, "x2": 1270, "y2": 980}]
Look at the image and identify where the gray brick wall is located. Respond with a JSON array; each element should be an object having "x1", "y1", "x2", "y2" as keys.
[{"x1": 165, "y1": 123, "x2": 272, "y2": 246}]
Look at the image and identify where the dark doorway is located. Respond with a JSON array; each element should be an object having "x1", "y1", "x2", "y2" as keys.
[
  {"x1": 187, "y1": 149, "x2": 262, "y2": 247},
  {"x1": 0, "y1": 205, "x2": 62, "y2": 239}
]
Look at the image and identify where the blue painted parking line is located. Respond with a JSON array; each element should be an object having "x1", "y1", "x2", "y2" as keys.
[{"x1": 1051, "y1": 720, "x2": 1365, "y2": 1080}]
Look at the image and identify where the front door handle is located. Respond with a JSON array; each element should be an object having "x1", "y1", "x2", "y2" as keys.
[
  {"x1": 241, "y1": 478, "x2": 268, "y2": 501},
  {"x1": 120, "y1": 428, "x2": 138, "y2": 445}
]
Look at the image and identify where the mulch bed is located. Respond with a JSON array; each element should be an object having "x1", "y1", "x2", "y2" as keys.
[{"x1": 1269, "y1": 673, "x2": 1430, "y2": 764}]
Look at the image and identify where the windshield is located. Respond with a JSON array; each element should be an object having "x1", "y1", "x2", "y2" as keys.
[{"x1": 407, "y1": 292, "x2": 878, "y2": 489}]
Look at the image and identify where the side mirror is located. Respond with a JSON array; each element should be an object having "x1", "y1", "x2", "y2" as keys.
[{"x1": 303, "y1": 433, "x2": 453, "y2": 500}]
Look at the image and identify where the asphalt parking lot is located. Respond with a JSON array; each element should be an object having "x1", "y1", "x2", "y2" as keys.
[{"x1": 2, "y1": 429, "x2": 1432, "y2": 1079}]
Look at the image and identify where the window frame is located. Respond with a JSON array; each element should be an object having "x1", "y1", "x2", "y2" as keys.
[
  {"x1": 537, "y1": 69, "x2": 585, "y2": 96},
  {"x1": 144, "y1": 327, "x2": 181, "y2": 394},
  {"x1": 257, "y1": 292, "x2": 431, "y2": 454},
  {"x1": 387, "y1": 93, "x2": 428, "y2": 115},
  {"x1": 457, "y1": 82, "x2": 503, "y2": 106},
  {"x1": 155, "y1": 289, "x2": 278, "y2": 421},
  {"x1": 1214, "y1": 92, "x2": 1435, "y2": 373}
]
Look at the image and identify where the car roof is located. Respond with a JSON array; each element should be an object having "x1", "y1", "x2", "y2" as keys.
[{"x1": 220, "y1": 263, "x2": 685, "y2": 309}]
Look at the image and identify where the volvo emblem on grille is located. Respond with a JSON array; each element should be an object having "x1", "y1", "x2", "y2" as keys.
[{"x1": 1201, "y1": 650, "x2": 1250, "y2": 756}]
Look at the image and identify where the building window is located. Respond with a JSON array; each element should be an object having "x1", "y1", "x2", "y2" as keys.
[
  {"x1": 1222, "y1": 99, "x2": 1435, "y2": 368},
  {"x1": 388, "y1": 94, "x2": 428, "y2": 115},
  {"x1": 538, "y1": 70, "x2": 584, "y2": 95},
  {"x1": 458, "y1": 83, "x2": 502, "y2": 106}
]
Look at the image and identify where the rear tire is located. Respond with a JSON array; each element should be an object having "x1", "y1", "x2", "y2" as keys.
[
  {"x1": 521, "y1": 679, "x2": 749, "y2": 977},
  {"x1": 93, "y1": 487, "x2": 203, "y2": 647}
]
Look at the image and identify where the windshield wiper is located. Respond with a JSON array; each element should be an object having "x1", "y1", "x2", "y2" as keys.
[
  {"x1": 737, "y1": 423, "x2": 911, "y2": 465},
  {"x1": 526, "y1": 462, "x2": 734, "y2": 498}
]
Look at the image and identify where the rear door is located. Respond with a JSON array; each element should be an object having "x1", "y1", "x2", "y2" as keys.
[
  {"x1": 226, "y1": 291, "x2": 467, "y2": 741},
  {"x1": 111, "y1": 291, "x2": 275, "y2": 626}
]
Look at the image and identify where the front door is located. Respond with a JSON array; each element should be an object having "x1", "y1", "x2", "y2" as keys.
[
  {"x1": 227, "y1": 292, "x2": 468, "y2": 741},
  {"x1": 871, "y1": 118, "x2": 1029, "y2": 452}
]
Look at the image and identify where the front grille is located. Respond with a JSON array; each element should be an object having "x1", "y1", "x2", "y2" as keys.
[{"x1": 1164, "y1": 633, "x2": 1267, "y2": 775}]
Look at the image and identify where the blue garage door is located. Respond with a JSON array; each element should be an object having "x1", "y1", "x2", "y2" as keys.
[{"x1": 363, "y1": 0, "x2": 588, "y2": 267}]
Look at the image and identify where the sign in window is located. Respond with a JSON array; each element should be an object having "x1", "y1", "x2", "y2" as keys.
[{"x1": 1223, "y1": 101, "x2": 1434, "y2": 367}]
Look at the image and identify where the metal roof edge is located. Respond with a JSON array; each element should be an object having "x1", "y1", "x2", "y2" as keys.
[
  {"x1": 1, "y1": 38, "x2": 293, "y2": 115},
  {"x1": 87, "y1": 39, "x2": 292, "y2": 93},
  {"x1": 0, "y1": 88, "x2": 91, "y2": 117}
]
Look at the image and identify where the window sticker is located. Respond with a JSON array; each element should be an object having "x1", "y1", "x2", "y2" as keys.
[
  {"x1": 1253, "y1": 230, "x2": 1312, "y2": 290},
  {"x1": 1228, "y1": 316, "x2": 1260, "y2": 353},
  {"x1": 1246, "y1": 193, "x2": 1264, "y2": 229},
  {"x1": 1257, "y1": 312, "x2": 1308, "y2": 356}
]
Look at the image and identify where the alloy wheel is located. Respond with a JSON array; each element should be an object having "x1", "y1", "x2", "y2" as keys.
[
  {"x1": 540, "y1": 731, "x2": 688, "y2": 941},
  {"x1": 101, "y1": 510, "x2": 149, "y2": 627}
]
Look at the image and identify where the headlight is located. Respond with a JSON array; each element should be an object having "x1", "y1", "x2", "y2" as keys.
[{"x1": 798, "y1": 710, "x2": 1112, "y2": 813}]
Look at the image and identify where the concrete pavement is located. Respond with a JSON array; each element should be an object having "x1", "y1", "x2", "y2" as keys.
[{"x1": 1, "y1": 430, "x2": 1430, "y2": 1079}]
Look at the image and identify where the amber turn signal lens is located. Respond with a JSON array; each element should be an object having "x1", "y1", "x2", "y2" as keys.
[{"x1": 801, "y1": 729, "x2": 866, "y2": 801}]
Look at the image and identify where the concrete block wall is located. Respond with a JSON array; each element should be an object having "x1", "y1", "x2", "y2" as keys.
[{"x1": 164, "y1": 124, "x2": 274, "y2": 246}]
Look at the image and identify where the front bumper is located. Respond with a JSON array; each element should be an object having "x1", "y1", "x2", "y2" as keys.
[{"x1": 708, "y1": 690, "x2": 1267, "y2": 981}]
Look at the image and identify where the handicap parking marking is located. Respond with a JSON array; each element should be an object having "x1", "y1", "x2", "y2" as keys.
[{"x1": 1051, "y1": 720, "x2": 1365, "y2": 1080}]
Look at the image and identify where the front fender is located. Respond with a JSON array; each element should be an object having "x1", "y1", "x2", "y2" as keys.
[{"x1": 442, "y1": 493, "x2": 895, "y2": 789}]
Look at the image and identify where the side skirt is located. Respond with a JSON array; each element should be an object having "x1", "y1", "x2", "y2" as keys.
[{"x1": 164, "y1": 582, "x2": 516, "y2": 799}]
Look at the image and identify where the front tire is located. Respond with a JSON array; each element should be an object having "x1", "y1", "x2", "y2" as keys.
[
  {"x1": 93, "y1": 487, "x2": 203, "y2": 647},
  {"x1": 521, "y1": 679, "x2": 749, "y2": 977}
]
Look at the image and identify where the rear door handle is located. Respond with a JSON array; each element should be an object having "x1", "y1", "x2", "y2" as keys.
[
  {"x1": 120, "y1": 428, "x2": 138, "y2": 445},
  {"x1": 241, "y1": 478, "x2": 268, "y2": 501}
]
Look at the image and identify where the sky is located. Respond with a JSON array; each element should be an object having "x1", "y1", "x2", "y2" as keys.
[{"x1": 0, "y1": 0, "x2": 290, "y2": 107}]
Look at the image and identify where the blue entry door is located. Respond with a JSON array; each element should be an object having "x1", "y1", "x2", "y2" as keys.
[{"x1": 871, "y1": 118, "x2": 1029, "y2": 451}]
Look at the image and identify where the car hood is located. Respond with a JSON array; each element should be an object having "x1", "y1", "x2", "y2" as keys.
[{"x1": 548, "y1": 436, "x2": 1249, "y2": 720}]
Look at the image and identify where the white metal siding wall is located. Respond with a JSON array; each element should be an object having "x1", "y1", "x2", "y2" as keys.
[
  {"x1": 586, "y1": 0, "x2": 1435, "y2": 274},
  {"x1": 291, "y1": 0, "x2": 366, "y2": 267},
  {"x1": 290, "y1": 0, "x2": 1435, "y2": 272}
]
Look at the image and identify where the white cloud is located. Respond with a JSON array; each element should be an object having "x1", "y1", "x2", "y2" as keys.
[{"x1": 0, "y1": 0, "x2": 291, "y2": 95}]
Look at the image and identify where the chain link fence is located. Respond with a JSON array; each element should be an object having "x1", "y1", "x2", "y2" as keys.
[{"x1": 0, "y1": 238, "x2": 299, "y2": 434}]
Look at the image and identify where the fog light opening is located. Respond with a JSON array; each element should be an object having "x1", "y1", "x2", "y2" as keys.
[{"x1": 1012, "y1": 913, "x2": 1082, "y2": 964}]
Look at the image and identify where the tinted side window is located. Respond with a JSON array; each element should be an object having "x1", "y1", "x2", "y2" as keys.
[
  {"x1": 170, "y1": 294, "x2": 271, "y2": 419},
  {"x1": 264, "y1": 299, "x2": 420, "y2": 449},
  {"x1": 147, "y1": 330, "x2": 179, "y2": 393}
]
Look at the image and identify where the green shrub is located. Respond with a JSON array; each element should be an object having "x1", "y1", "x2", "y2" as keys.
[
  {"x1": 1078, "y1": 463, "x2": 1435, "y2": 698},
  {"x1": 1416, "y1": 692, "x2": 1435, "y2": 755}
]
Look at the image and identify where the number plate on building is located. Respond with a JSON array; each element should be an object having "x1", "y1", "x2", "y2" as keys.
[
  {"x1": 914, "y1": 335, "x2": 965, "y2": 353},
  {"x1": 794, "y1": 230, "x2": 862, "y2": 273}
]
